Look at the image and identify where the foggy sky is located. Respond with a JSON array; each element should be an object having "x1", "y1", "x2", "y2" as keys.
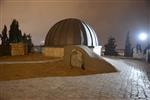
[{"x1": 0, "y1": 0, "x2": 149, "y2": 49}]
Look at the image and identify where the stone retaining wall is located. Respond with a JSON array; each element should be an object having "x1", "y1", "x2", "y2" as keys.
[
  {"x1": 10, "y1": 43, "x2": 28, "y2": 56},
  {"x1": 42, "y1": 47, "x2": 64, "y2": 57},
  {"x1": 64, "y1": 45, "x2": 100, "y2": 68}
]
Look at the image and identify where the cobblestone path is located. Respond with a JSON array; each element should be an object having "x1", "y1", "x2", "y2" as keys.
[{"x1": 0, "y1": 57, "x2": 150, "y2": 100}]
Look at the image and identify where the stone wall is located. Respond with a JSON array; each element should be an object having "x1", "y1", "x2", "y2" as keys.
[
  {"x1": 42, "y1": 47, "x2": 64, "y2": 57},
  {"x1": 70, "y1": 49, "x2": 83, "y2": 68},
  {"x1": 64, "y1": 45, "x2": 101, "y2": 68},
  {"x1": 10, "y1": 43, "x2": 28, "y2": 56}
]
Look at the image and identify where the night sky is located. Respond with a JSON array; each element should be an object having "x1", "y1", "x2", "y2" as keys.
[{"x1": 0, "y1": 0, "x2": 149, "y2": 49}]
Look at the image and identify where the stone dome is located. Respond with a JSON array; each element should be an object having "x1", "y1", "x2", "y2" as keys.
[{"x1": 45, "y1": 18, "x2": 99, "y2": 47}]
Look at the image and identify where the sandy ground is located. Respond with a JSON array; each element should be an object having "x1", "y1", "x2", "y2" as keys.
[
  {"x1": 0, "y1": 54, "x2": 55, "y2": 61},
  {"x1": 0, "y1": 54, "x2": 116, "y2": 81},
  {"x1": 0, "y1": 57, "x2": 150, "y2": 100}
]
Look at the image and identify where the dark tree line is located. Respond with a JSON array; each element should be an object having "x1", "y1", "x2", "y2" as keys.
[
  {"x1": 124, "y1": 32, "x2": 132, "y2": 57},
  {"x1": 104, "y1": 32, "x2": 132, "y2": 57},
  {"x1": 0, "y1": 19, "x2": 33, "y2": 53},
  {"x1": 0, "y1": 25, "x2": 9, "y2": 45},
  {"x1": 104, "y1": 31, "x2": 150, "y2": 57},
  {"x1": 104, "y1": 37, "x2": 118, "y2": 56},
  {"x1": 9, "y1": 19, "x2": 22, "y2": 43},
  {"x1": 22, "y1": 33, "x2": 33, "y2": 53}
]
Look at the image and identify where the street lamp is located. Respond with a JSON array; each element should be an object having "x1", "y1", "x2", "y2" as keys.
[{"x1": 138, "y1": 32, "x2": 148, "y2": 41}]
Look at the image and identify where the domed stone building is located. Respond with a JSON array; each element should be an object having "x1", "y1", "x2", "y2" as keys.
[
  {"x1": 42, "y1": 18, "x2": 104, "y2": 69},
  {"x1": 45, "y1": 18, "x2": 99, "y2": 47},
  {"x1": 43, "y1": 18, "x2": 102, "y2": 58},
  {"x1": 41, "y1": 18, "x2": 117, "y2": 72}
]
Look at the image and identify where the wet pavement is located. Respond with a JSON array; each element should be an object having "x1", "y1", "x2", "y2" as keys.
[{"x1": 0, "y1": 57, "x2": 150, "y2": 100}]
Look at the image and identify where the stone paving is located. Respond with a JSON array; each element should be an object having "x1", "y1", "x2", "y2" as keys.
[{"x1": 0, "y1": 57, "x2": 150, "y2": 100}]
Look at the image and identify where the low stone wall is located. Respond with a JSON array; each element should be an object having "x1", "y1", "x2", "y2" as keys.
[
  {"x1": 42, "y1": 47, "x2": 64, "y2": 57},
  {"x1": 10, "y1": 43, "x2": 28, "y2": 56}
]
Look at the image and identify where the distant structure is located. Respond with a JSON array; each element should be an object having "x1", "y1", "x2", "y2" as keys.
[{"x1": 43, "y1": 18, "x2": 102, "y2": 69}]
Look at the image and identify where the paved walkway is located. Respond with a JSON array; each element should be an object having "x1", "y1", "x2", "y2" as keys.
[{"x1": 0, "y1": 57, "x2": 150, "y2": 100}]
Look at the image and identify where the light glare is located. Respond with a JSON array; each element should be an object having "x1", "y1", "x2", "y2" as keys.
[{"x1": 138, "y1": 33, "x2": 147, "y2": 41}]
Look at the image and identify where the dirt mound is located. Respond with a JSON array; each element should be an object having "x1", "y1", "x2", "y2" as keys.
[{"x1": 0, "y1": 54, "x2": 117, "y2": 81}]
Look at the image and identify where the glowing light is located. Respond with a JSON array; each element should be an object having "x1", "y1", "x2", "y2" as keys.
[
  {"x1": 40, "y1": 40, "x2": 45, "y2": 45},
  {"x1": 138, "y1": 33, "x2": 147, "y2": 41}
]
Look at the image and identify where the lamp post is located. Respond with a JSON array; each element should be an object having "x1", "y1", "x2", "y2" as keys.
[
  {"x1": 138, "y1": 32, "x2": 150, "y2": 62},
  {"x1": 134, "y1": 32, "x2": 147, "y2": 58},
  {"x1": 137, "y1": 32, "x2": 148, "y2": 51}
]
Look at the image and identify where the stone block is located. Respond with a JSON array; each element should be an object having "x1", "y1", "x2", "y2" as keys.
[
  {"x1": 70, "y1": 49, "x2": 83, "y2": 68},
  {"x1": 10, "y1": 43, "x2": 27, "y2": 56},
  {"x1": 64, "y1": 45, "x2": 101, "y2": 69},
  {"x1": 42, "y1": 47, "x2": 64, "y2": 57}
]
